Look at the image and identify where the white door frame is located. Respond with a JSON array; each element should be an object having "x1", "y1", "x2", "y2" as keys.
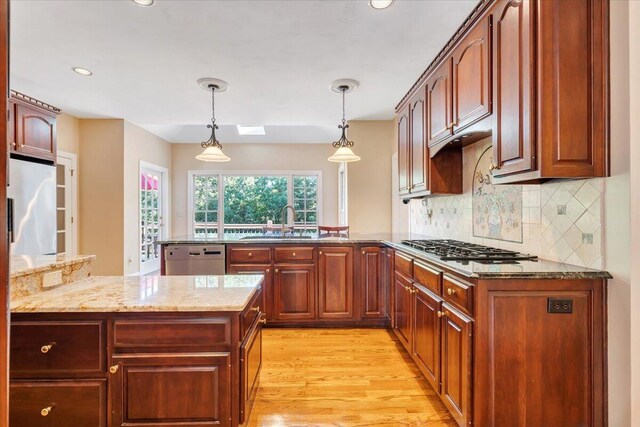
[
  {"x1": 57, "y1": 150, "x2": 78, "y2": 256},
  {"x1": 139, "y1": 161, "x2": 169, "y2": 275}
]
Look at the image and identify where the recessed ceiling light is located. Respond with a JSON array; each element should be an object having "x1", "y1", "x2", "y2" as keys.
[
  {"x1": 237, "y1": 125, "x2": 265, "y2": 136},
  {"x1": 132, "y1": 0, "x2": 154, "y2": 6},
  {"x1": 72, "y1": 67, "x2": 92, "y2": 76},
  {"x1": 369, "y1": 0, "x2": 395, "y2": 10}
]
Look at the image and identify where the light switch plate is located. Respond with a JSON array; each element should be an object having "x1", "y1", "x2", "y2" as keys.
[{"x1": 42, "y1": 270, "x2": 63, "y2": 288}]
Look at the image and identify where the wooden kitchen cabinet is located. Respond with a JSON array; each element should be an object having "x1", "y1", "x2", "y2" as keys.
[
  {"x1": 427, "y1": 59, "x2": 453, "y2": 147},
  {"x1": 397, "y1": 106, "x2": 410, "y2": 196},
  {"x1": 440, "y1": 303, "x2": 473, "y2": 427},
  {"x1": 453, "y1": 16, "x2": 492, "y2": 133},
  {"x1": 227, "y1": 263, "x2": 272, "y2": 320},
  {"x1": 413, "y1": 284, "x2": 442, "y2": 394},
  {"x1": 239, "y1": 317, "x2": 262, "y2": 424},
  {"x1": 273, "y1": 263, "x2": 316, "y2": 321},
  {"x1": 110, "y1": 352, "x2": 231, "y2": 427},
  {"x1": 360, "y1": 246, "x2": 386, "y2": 319},
  {"x1": 409, "y1": 89, "x2": 428, "y2": 194},
  {"x1": 393, "y1": 271, "x2": 413, "y2": 352},
  {"x1": 317, "y1": 246, "x2": 354, "y2": 320},
  {"x1": 8, "y1": 92, "x2": 60, "y2": 164}
]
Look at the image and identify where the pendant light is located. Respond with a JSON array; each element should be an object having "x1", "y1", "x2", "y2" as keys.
[
  {"x1": 328, "y1": 79, "x2": 361, "y2": 163},
  {"x1": 195, "y1": 78, "x2": 230, "y2": 162}
]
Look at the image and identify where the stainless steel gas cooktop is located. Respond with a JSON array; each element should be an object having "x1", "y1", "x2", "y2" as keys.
[{"x1": 400, "y1": 239, "x2": 538, "y2": 264}]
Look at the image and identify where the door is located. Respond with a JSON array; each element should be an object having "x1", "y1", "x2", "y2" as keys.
[
  {"x1": 14, "y1": 103, "x2": 56, "y2": 163},
  {"x1": 56, "y1": 152, "x2": 77, "y2": 256},
  {"x1": 413, "y1": 285, "x2": 442, "y2": 393},
  {"x1": 396, "y1": 108, "x2": 410, "y2": 196},
  {"x1": 318, "y1": 247, "x2": 353, "y2": 320},
  {"x1": 110, "y1": 353, "x2": 231, "y2": 427},
  {"x1": 491, "y1": 0, "x2": 534, "y2": 177},
  {"x1": 360, "y1": 246, "x2": 385, "y2": 319},
  {"x1": 409, "y1": 87, "x2": 428, "y2": 193},
  {"x1": 427, "y1": 58, "x2": 453, "y2": 146},
  {"x1": 393, "y1": 272, "x2": 412, "y2": 351},
  {"x1": 239, "y1": 323, "x2": 262, "y2": 424},
  {"x1": 140, "y1": 165, "x2": 166, "y2": 275},
  {"x1": 273, "y1": 264, "x2": 316, "y2": 320},
  {"x1": 453, "y1": 16, "x2": 492, "y2": 132},
  {"x1": 227, "y1": 264, "x2": 273, "y2": 320},
  {"x1": 440, "y1": 303, "x2": 472, "y2": 427}
]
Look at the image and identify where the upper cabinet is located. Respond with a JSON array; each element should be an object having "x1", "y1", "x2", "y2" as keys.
[
  {"x1": 409, "y1": 90, "x2": 428, "y2": 194},
  {"x1": 397, "y1": 107, "x2": 410, "y2": 196},
  {"x1": 8, "y1": 91, "x2": 61, "y2": 164},
  {"x1": 395, "y1": 0, "x2": 609, "y2": 193}
]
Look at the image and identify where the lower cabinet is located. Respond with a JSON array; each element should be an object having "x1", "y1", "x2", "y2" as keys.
[
  {"x1": 273, "y1": 263, "x2": 316, "y2": 320},
  {"x1": 413, "y1": 285, "x2": 441, "y2": 393},
  {"x1": 110, "y1": 353, "x2": 231, "y2": 427},
  {"x1": 239, "y1": 320, "x2": 262, "y2": 424},
  {"x1": 440, "y1": 303, "x2": 473, "y2": 427},
  {"x1": 393, "y1": 271, "x2": 413, "y2": 350},
  {"x1": 318, "y1": 247, "x2": 354, "y2": 320},
  {"x1": 10, "y1": 380, "x2": 106, "y2": 427},
  {"x1": 227, "y1": 263, "x2": 272, "y2": 320},
  {"x1": 360, "y1": 246, "x2": 386, "y2": 319}
]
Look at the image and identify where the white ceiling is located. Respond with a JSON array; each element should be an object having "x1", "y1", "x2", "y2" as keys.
[{"x1": 10, "y1": 0, "x2": 477, "y2": 144}]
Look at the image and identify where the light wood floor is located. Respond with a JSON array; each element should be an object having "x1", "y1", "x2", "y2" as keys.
[{"x1": 245, "y1": 328, "x2": 456, "y2": 427}]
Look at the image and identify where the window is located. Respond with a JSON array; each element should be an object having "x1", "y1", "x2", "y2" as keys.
[{"x1": 189, "y1": 171, "x2": 321, "y2": 238}]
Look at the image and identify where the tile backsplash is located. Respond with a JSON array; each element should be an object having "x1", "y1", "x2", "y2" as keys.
[{"x1": 409, "y1": 138, "x2": 605, "y2": 269}]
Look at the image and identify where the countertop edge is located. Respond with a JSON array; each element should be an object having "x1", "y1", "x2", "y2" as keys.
[{"x1": 10, "y1": 255, "x2": 97, "y2": 279}]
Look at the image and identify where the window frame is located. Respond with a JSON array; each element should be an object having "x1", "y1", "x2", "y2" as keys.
[{"x1": 187, "y1": 170, "x2": 323, "y2": 237}]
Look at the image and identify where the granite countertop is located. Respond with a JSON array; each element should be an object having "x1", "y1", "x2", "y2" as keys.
[
  {"x1": 11, "y1": 274, "x2": 263, "y2": 313},
  {"x1": 10, "y1": 254, "x2": 96, "y2": 278}
]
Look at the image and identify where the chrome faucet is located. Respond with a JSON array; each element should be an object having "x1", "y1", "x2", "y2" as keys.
[{"x1": 281, "y1": 205, "x2": 296, "y2": 236}]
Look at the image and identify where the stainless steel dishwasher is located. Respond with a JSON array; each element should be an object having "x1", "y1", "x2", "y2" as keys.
[{"x1": 164, "y1": 245, "x2": 226, "y2": 275}]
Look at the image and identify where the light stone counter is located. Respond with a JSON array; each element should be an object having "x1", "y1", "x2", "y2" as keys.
[
  {"x1": 10, "y1": 254, "x2": 95, "y2": 278},
  {"x1": 11, "y1": 274, "x2": 263, "y2": 313}
]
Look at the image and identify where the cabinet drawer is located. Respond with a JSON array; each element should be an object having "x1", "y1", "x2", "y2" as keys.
[
  {"x1": 10, "y1": 380, "x2": 106, "y2": 427},
  {"x1": 414, "y1": 261, "x2": 442, "y2": 295},
  {"x1": 443, "y1": 275, "x2": 473, "y2": 315},
  {"x1": 113, "y1": 318, "x2": 231, "y2": 351},
  {"x1": 10, "y1": 321, "x2": 105, "y2": 376},
  {"x1": 241, "y1": 286, "x2": 263, "y2": 340},
  {"x1": 395, "y1": 252, "x2": 413, "y2": 277},
  {"x1": 274, "y1": 246, "x2": 314, "y2": 262},
  {"x1": 228, "y1": 246, "x2": 271, "y2": 263}
]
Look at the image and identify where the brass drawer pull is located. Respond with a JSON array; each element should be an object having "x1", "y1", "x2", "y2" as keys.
[
  {"x1": 447, "y1": 288, "x2": 457, "y2": 296},
  {"x1": 250, "y1": 306, "x2": 260, "y2": 312},
  {"x1": 258, "y1": 318, "x2": 267, "y2": 325},
  {"x1": 274, "y1": 268, "x2": 279, "y2": 273},
  {"x1": 40, "y1": 406, "x2": 53, "y2": 417},
  {"x1": 437, "y1": 310, "x2": 450, "y2": 318},
  {"x1": 40, "y1": 342, "x2": 56, "y2": 354},
  {"x1": 319, "y1": 251, "x2": 323, "y2": 255},
  {"x1": 247, "y1": 252, "x2": 253, "y2": 257},
  {"x1": 292, "y1": 252, "x2": 296, "y2": 257},
  {"x1": 109, "y1": 365, "x2": 119, "y2": 374}
]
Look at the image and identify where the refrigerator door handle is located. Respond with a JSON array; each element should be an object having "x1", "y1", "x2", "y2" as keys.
[{"x1": 7, "y1": 197, "x2": 14, "y2": 243}]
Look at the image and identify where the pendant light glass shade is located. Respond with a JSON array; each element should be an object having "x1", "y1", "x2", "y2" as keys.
[
  {"x1": 196, "y1": 146, "x2": 231, "y2": 162},
  {"x1": 328, "y1": 146, "x2": 361, "y2": 162}
]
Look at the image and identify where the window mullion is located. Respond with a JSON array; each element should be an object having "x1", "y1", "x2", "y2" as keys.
[
  {"x1": 287, "y1": 174, "x2": 294, "y2": 227},
  {"x1": 218, "y1": 174, "x2": 224, "y2": 237}
]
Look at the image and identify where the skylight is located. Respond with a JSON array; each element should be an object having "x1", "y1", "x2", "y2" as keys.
[{"x1": 236, "y1": 125, "x2": 265, "y2": 136}]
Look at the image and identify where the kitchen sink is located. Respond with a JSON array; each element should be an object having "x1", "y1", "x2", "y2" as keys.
[{"x1": 239, "y1": 235, "x2": 314, "y2": 240}]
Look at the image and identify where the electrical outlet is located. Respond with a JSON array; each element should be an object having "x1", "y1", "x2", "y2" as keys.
[{"x1": 547, "y1": 298, "x2": 573, "y2": 314}]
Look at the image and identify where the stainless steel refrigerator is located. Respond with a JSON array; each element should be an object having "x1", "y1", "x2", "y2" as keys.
[{"x1": 7, "y1": 158, "x2": 57, "y2": 255}]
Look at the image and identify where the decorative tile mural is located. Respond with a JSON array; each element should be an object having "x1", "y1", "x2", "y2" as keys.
[
  {"x1": 409, "y1": 137, "x2": 605, "y2": 269},
  {"x1": 471, "y1": 146, "x2": 523, "y2": 242}
]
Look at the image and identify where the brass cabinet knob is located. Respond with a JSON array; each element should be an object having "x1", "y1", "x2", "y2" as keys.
[
  {"x1": 40, "y1": 406, "x2": 53, "y2": 417},
  {"x1": 447, "y1": 288, "x2": 457, "y2": 296},
  {"x1": 248, "y1": 252, "x2": 253, "y2": 257},
  {"x1": 266, "y1": 268, "x2": 270, "y2": 273},
  {"x1": 437, "y1": 311, "x2": 444, "y2": 318},
  {"x1": 250, "y1": 306, "x2": 260, "y2": 312},
  {"x1": 319, "y1": 251, "x2": 323, "y2": 255},
  {"x1": 40, "y1": 343, "x2": 55, "y2": 353},
  {"x1": 258, "y1": 318, "x2": 267, "y2": 325},
  {"x1": 109, "y1": 365, "x2": 119, "y2": 374},
  {"x1": 437, "y1": 310, "x2": 449, "y2": 318},
  {"x1": 274, "y1": 268, "x2": 279, "y2": 273},
  {"x1": 292, "y1": 252, "x2": 296, "y2": 257}
]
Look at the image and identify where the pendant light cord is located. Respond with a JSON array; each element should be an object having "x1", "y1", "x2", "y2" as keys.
[
  {"x1": 211, "y1": 86, "x2": 216, "y2": 126},
  {"x1": 342, "y1": 88, "x2": 346, "y2": 126}
]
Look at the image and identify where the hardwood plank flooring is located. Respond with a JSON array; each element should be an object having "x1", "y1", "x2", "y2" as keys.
[{"x1": 245, "y1": 328, "x2": 456, "y2": 426}]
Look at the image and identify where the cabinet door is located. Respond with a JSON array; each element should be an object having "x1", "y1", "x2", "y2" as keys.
[
  {"x1": 413, "y1": 286, "x2": 441, "y2": 393},
  {"x1": 360, "y1": 246, "x2": 385, "y2": 319},
  {"x1": 427, "y1": 58, "x2": 453, "y2": 146},
  {"x1": 453, "y1": 16, "x2": 492, "y2": 132},
  {"x1": 239, "y1": 323, "x2": 262, "y2": 424},
  {"x1": 228, "y1": 263, "x2": 273, "y2": 320},
  {"x1": 384, "y1": 248, "x2": 394, "y2": 323},
  {"x1": 492, "y1": 0, "x2": 534, "y2": 177},
  {"x1": 409, "y1": 87, "x2": 428, "y2": 193},
  {"x1": 393, "y1": 272, "x2": 412, "y2": 351},
  {"x1": 273, "y1": 263, "x2": 316, "y2": 320},
  {"x1": 14, "y1": 103, "x2": 56, "y2": 162},
  {"x1": 318, "y1": 247, "x2": 354, "y2": 320},
  {"x1": 10, "y1": 380, "x2": 106, "y2": 427},
  {"x1": 397, "y1": 107, "x2": 410, "y2": 196},
  {"x1": 110, "y1": 353, "x2": 230, "y2": 427},
  {"x1": 440, "y1": 303, "x2": 472, "y2": 427}
]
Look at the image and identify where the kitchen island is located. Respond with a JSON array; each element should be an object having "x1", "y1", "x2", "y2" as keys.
[{"x1": 10, "y1": 274, "x2": 264, "y2": 427}]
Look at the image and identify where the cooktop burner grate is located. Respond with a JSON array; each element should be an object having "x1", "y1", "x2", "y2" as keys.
[{"x1": 400, "y1": 239, "x2": 538, "y2": 263}]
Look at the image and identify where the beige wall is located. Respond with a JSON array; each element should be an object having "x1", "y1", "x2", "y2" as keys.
[
  {"x1": 347, "y1": 120, "x2": 394, "y2": 234},
  {"x1": 171, "y1": 143, "x2": 339, "y2": 236},
  {"x1": 628, "y1": 1, "x2": 640, "y2": 423},
  {"x1": 56, "y1": 114, "x2": 80, "y2": 155},
  {"x1": 123, "y1": 122, "x2": 172, "y2": 275},
  {"x1": 78, "y1": 120, "x2": 125, "y2": 275}
]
